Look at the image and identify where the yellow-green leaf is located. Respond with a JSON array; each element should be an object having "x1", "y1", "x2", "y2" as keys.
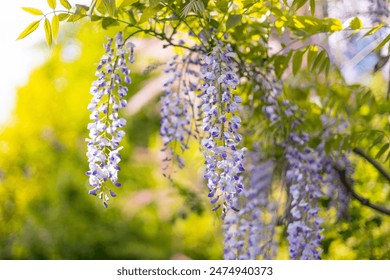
[
  {"x1": 307, "y1": 45, "x2": 318, "y2": 68},
  {"x1": 22, "y1": 7, "x2": 43, "y2": 16},
  {"x1": 374, "y1": 34, "x2": 390, "y2": 52},
  {"x1": 57, "y1": 13, "x2": 70, "y2": 21},
  {"x1": 52, "y1": 15, "x2": 59, "y2": 43},
  {"x1": 376, "y1": 143, "x2": 389, "y2": 159},
  {"x1": 102, "y1": 0, "x2": 117, "y2": 17},
  {"x1": 48, "y1": 0, "x2": 57, "y2": 9},
  {"x1": 16, "y1": 21, "x2": 40, "y2": 40},
  {"x1": 292, "y1": 50, "x2": 304, "y2": 75},
  {"x1": 310, "y1": 0, "x2": 315, "y2": 16},
  {"x1": 44, "y1": 18, "x2": 52, "y2": 47},
  {"x1": 311, "y1": 50, "x2": 326, "y2": 71},
  {"x1": 226, "y1": 14, "x2": 242, "y2": 30},
  {"x1": 60, "y1": 0, "x2": 72, "y2": 9},
  {"x1": 349, "y1": 17, "x2": 362, "y2": 30},
  {"x1": 363, "y1": 23, "x2": 384, "y2": 37},
  {"x1": 118, "y1": 0, "x2": 137, "y2": 7},
  {"x1": 329, "y1": 18, "x2": 342, "y2": 31},
  {"x1": 139, "y1": 7, "x2": 157, "y2": 24}
]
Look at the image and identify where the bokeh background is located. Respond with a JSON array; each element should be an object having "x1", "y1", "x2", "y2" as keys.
[{"x1": 0, "y1": 1, "x2": 390, "y2": 260}]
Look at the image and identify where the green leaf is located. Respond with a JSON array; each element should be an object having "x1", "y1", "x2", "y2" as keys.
[
  {"x1": 102, "y1": 17, "x2": 119, "y2": 29},
  {"x1": 307, "y1": 45, "x2": 318, "y2": 68},
  {"x1": 292, "y1": 50, "x2": 304, "y2": 75},
  {"x1": 52, "y1": 15, "x2": 59, "y2": 43},
  {"x1": 102, "y1": 0, "x2": 117, "y2": 17},
  {"x1": 47, "y1": 0, "x2": 57, "y2": 9},
  {"x1": 57, "y1": 13, "x2": 70, "y2": 21},
  {"x1": 150, "y1": 0, "x2": 160, "y2": 7},
  {"x1": 310, "y1": 0, "x2": 315, "y2": 16},
  {"x1": 376, "y1": 143, "x2": 389, "y2": 159},
  {"x1": 59, "y1": 0, "x2": 72, "y2": 9},
  {"x1": 22, "y1": 7, "x2": 43, "y2": 16},
  {"x1": 209, "y1": 18, "x2": 219, "y2": 29},
  {"x1": 216, "y1": 0, "x2": 229, "y2": 13},
  {"x1": 17, "y1": 21, "x2": 40, "y2": 40},
  {"x1": 118, "y1": 0, "x2": 137, "y2": 8},
  {"x1": 319, "y1": 56, "x2": 330, "y2": 74},
  {"x1": 44, "y1": 18, "x2": 52, "y2": 47},
  {"x1": 226, "y1": 14, "x2": 242, "y2": 30},
  {"x1": 369, "y1": 134, "x2": 384, "y2": 151},
  {"x1": 311, "y1": 50, "x2": 326, "y2": 71},
  {"x1": 291, "y1": 0, "x2": 308, "y2": 11},
  {"x1": 374, "y1": 34, "x2": 390, "y2": 52},
  {"x1": 139, "y1": 7, "x2": 157, "y2": 24},
  {"x1": 349, "y1": 17, "x2": 362, "y2": 30},
  {"x1": 68, "y1": 4, "x2": 88, "y2": 21},
  {"x1": 363, "y1": 23, "x2": 384, "y2": 37}
]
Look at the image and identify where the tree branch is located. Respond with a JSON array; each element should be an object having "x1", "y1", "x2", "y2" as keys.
[
  {"x1": 353, "y1": 147, "x2": 390, "y2": 182},
  {"x1": 336, "y1": 168, "x2": 390, "y2": 216}
]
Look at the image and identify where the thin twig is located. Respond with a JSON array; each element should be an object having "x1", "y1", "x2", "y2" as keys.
[
  {"x1": 353, "y1": 147, "x2": 390, "y2": 182},
  {"x1": 336, "y1": 167, "x2": 390, "y2": 216}
]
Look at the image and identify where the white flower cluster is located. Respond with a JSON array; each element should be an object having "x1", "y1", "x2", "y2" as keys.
[
  {"x1": 198, "y1": 42, "x2": 245, "y2": 217},
  {"x1": 86, "y1": 32, "x2": 135, "y2": 207}
]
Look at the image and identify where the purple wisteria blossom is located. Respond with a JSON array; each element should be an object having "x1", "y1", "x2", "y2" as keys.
[
  {"x1": 160, "y1": 53, "x2": 199, "y2": 178},
  {"x1": 86, "y1": 32, "x2": 135, "y2": 207},
  {"x1": 320, "y1": 115, "x2": 352, "y2": 219},
  {"x1": 285, "y1": 135, "x2": 324, "y2": 260},
  {"x1": 223, "y1": 151, "x2": 277, "y2": 260},
  {"x1": 198, "y1": 42, "x2": 246, "y2": 217},
  {"x1": 261, "y1": 69, "x2": 324, "y2": 259}
]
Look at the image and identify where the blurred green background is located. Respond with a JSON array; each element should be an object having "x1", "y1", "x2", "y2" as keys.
[{"x1": 0, "y1": 23, "x2": 389, "y2": 260}]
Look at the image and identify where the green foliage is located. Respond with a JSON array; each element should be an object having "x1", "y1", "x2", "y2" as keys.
[
  {"x1": 2, "y1": 23, "x2": 222, "y2": 259},
  {"x1": 11, "y1": 0, "x2": 390, "y2": 259}
]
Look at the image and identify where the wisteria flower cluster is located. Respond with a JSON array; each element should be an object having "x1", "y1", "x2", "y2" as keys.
[
  {"x1": 285, "y1": 135, "x2": 324, "y2": 260},
  {"x1": 86, "y1": 32, "x2": 135, "y2": 208},
  {"x1": 198, "y1": 42, "x2": 246, "y2": 217},
  {"x1": 224, "y1": 151, "x2": 277, "y2": 260},
  {"x1": 261, "y1": 70, "x2": 325, "y2": 259},
  {"x1": 160, "y1": 53, "x2": 199, "y2": 177},
  {"x1": 81, "y1": 31, "x2": 359, "y2": 261}
]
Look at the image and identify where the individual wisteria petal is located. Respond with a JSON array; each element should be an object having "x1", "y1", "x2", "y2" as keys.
[
  {"x1": 85, "y1": 32, "x2": 135, "y2": 207},
  {"x1": 160, "y1": 52, "x2": 199, "y2": 178},
  {"x1": 198, "y1": 41, "x2": 246, "y2": 218}
]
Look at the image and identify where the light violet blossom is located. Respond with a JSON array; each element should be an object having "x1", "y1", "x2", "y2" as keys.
[
  {"x1": 160, "y1": 53, "x2": 199, "y2": 178},
  {"x1": 198, "y1": 42, "x2": 246, "y2": 218},
  {"x1": 86, "y1": 32, "x2": 135, "y2": 207}
]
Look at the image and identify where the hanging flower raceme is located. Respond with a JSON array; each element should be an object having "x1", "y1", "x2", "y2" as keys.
[
  {"x1": 86, "y1": 32, "x2": 135, "y2": 207},
  {"x1": 223, "y1": 150, "x2": 277, "y2": 260},
  {"x1": 285, "y1": 134, "x2": 324, "y2": 260},
  {"x1": 320, "y1": 115, "x2": 352, "y2": 219},
  {"x1": 198, "y1": 42, "x2": 246, "y2": 217},
  {"x1": 261, "y1": 69, "x2": 324, "y2": 259},
  {"x1": 160, "y1": 53, "x2": 199, "y2": 178}
]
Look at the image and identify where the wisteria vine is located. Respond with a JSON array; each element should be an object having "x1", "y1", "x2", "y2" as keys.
[{"x1": 83, "y1": 32, "x2": 362, "y2": 260}]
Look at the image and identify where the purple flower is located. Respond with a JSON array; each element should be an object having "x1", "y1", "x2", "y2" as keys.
[
  {"x1": 223, "y1": 150, "x2": 277, "y2": 260},
  {"x1": 86, "y1": 32, "x2": 135, "y2": 207},
  {"x1": 198, "y1": 42, "x2": 246, "y2": 218},
  {"x1": 160, "y1": 53, "x2": 199, "y2": 178}
]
